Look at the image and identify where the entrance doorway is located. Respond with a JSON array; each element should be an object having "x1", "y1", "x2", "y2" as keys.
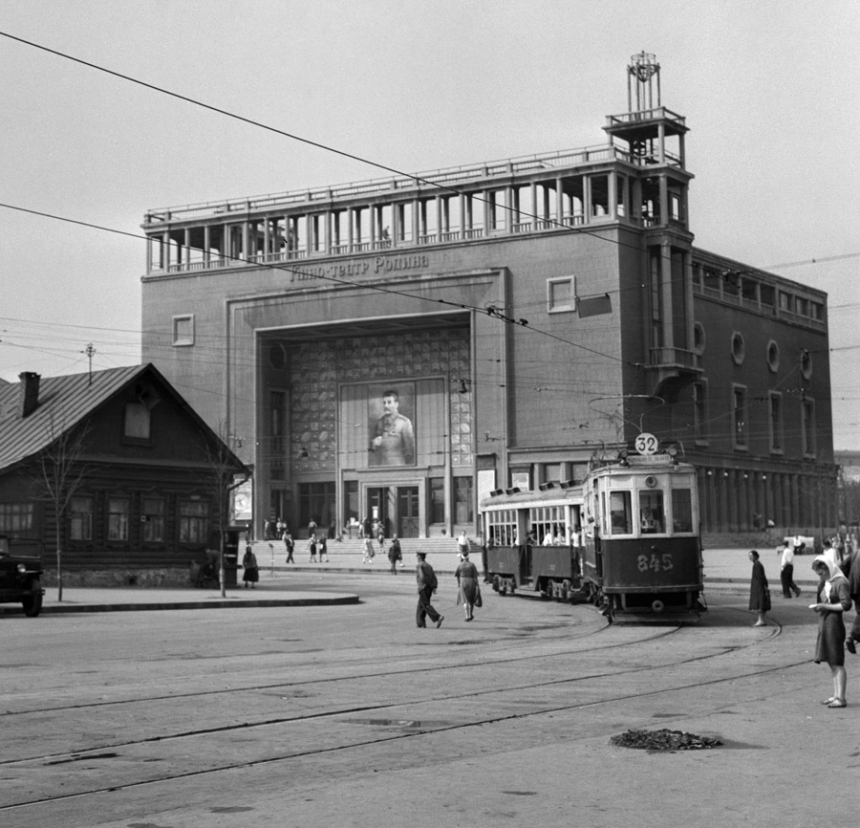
[{"x1": 397, "y1": 486, "x2": 419, "y2": 538}]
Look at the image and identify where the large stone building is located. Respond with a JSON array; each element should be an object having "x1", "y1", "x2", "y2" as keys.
[{"x1": 140, "y1": 54, "x2": 836, "y2": 539}]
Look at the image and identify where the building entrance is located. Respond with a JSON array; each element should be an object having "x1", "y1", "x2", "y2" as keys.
[{"x1": 366, "y1": 484, "x2": 421, "y2": 539}]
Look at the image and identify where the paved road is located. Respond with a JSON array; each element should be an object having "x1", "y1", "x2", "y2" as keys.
[{"x1": 1, "y1": 575, "x2": 857, "y2": 828}]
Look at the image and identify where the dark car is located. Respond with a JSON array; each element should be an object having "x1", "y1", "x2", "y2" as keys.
[{"x1": 0, "y1": 535, "x2": 45, "y2": 617}]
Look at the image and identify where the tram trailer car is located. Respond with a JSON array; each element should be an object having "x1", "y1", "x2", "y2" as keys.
[
  {"x1": 481, "y1": 484, "x2": 586, "y2": 602},
  {"x1": 581, "y1": 441, "x2": 705, "y2": 620}
]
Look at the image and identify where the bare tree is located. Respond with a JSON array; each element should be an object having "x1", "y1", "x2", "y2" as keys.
[
  {"x1": 200, "y1": 422, "x2": 245, "y2": 598},
  {"x1": 32, "y1": 416, "x2": 91, "y2": 602}
]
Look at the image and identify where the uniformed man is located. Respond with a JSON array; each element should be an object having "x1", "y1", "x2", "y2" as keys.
[{"x1": 370, "y1": 389, "x2": 415, "y2": 466}]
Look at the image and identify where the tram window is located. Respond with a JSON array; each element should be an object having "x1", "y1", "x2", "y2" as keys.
[
  {"x1": 671, "y1": 489, "x2": 694, "y2": 533},
  {"x1": 609, "y1": 491, "x2": 632, "y2": 534},
  {"x1": 639, "y1": 491, "x2": 665, "y2": 533}
]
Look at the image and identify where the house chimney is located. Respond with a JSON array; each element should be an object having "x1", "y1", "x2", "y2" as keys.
[{"x1": 19, "y1": 372, "x2": 41, "y2": 418}]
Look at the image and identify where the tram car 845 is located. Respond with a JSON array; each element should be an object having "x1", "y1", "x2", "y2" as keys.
[
  {"x1": 480, "y1": 435, "x2": 705, "y2": 620},
  {"x1": 581, "y1": 437, "x2": 705, "y2": 619}
]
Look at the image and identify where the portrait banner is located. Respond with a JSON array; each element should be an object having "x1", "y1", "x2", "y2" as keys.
[{"x1": 367, "y1": 382, "x2": 416, "y2": 467}]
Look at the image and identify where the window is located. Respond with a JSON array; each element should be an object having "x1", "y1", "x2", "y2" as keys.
[
  {"x1": 733, "y1": 385, "x2": 748, "y2": 449},
  {"x1": 70, "y1": 496, "x2": 93, "y2": 541},
  {"x1": 801, "y1": 398, "x2": 816, "y2": 457},
  {"x1": 778, "y1": 291, "x2": 791, "y2": 311},
  {"x1": 769, "y1": 392, "x2": 784, "y2": 454},
  {"x1": 702, "y1": 267, "x2": 722, "y2": 295},
  {"x1": 124, "y1": 402, "x2": 151, "y2": 440},
  {"x1": 0, "y1": 503, "x2": 34, "y2": 532},
  {"x1": 172, "y1": 314, "x2": 194, "y2": 346},
  {"x1": 430, "y1": 477, "x2": 445, "y2": 524},
  {"x1": 741, "y1": 278, "x2": 758, "y2": 304},
  {"x1": 530, "y1": 505, "x2": 565, "y2": 544},
  {"x1": 608, "y1": 491, "x2": 633, "y2": 535},
  {"x1": 486, "y1": 508, "x2": 516, "y2": 547},
  {"x1": 179, "y1": 500, "x2": 209, "y2": 543},
  {"x1": 671, "y1": 489, "x2": 694, "y2": 533},
  {"x1": 693, "y1": 322, "x2": 705, "y2": 354},
  {"x1": 639, "y1": 490, "x2": 665, "y2": 533},
  {"x1": 548, "y1": 276, "x2": 575, "y2": 313},
  {"x1": 693, "y1": 381, "x2": 708, "y2": 444},
  {"x1": 731, "y1": 331, "x2": 745, "y2": 365},
  {"x1": 454, "y1": 477, "x2": 473, "y2": 524},
  {"x1": 760, "y1": 284, "x2": 775, "y2": 307},
  {"x1": 800, "y1": 349, "x2": 813, "y2": 379},
  {"x1": 142, "y1": 498, "x2": 165, "y2": 542},
  {"x1": 107, "y1": 498, "x2": 130, "y2": 541},
  {"x1": 270, "y1": 390, "x2": 286, "y2": 480},
  {"x1": 766, "y1": 340, "x2": 780, "y2": 373}
]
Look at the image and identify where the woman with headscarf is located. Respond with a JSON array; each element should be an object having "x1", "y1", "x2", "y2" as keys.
[
  {"x1": 455, "y1": 551, "x2": 480, "y2": 621},
  {"x1": 748, "y1": 550, "x2": 770, "y2": 627},
  {"x1": 810, "y1": 555, "x2": 852, "y2": 708}
]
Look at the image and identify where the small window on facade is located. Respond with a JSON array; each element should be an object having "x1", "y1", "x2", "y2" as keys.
[
  {"x1": 0, "y1": 503, "x2": 34, "y2": 532},
  {"x1": 693, "y1": 381, "x2": 708, "y2": 444},
  {"x1": 767, "y1": 340, "x2": 780, "y2": 373},
  {"x1": 810, "y1": 302, "x2": 823, "y2": 321},
  {"x1": 769, "y1": 392, "x2": 783, "y2": 454},
  {"x1": 142, "y1": 498, "x2": 165, "y2": 542},
  {"x1": 124, "y1": 402, "x2": 151, "y2": 440},
  {"x1": 268, "y1": 343, "x2": 287, "y2": 370},
  {"x1": 733, "y1": 385, "x2": 748, "y2": 449},
  {"x1": 795, "y1": 296, "x2": 808, "y2": 316},
  {"x1": 703, "y1": 267, "x2": 722, "y2": 295},
  {"x1": 731, "y1": 331, "x2": 745, "y2": 365},
  {"x1": 741, "y1": 279, "x2": 758, "y2": 303},
  {"x1": 760, "y1": 284, "x2": 775, "y2": 307},
  {"x1": 108, "y1": 498, "x2": 130, "y2": 542},
  {"x1": 172, "y1": 314, "x2": 194, "y2": 346},
  {"x1": 693, "y1": 322, "x2": 705, "y2": 354},
  {"x1": 454, "y1": 477, "x2": 474, "y2": 524},
  {"x1": 430, "y1": 477, "x2": 445, "y2": 524},
  {"x1": 801, "y1": 397, "x2": 816, "y2": 457},
  {"x1": 548, "y1": 276, "x2": 575, "y2": 313},
  {"x1": 70, "y1": 496, "x2": 93, "y2": 541},
  {"x1": 778, "y1": 292, "x2": 791, "y2": 311},
  {"x1": 800, "y1": 349, "x2": 813, "y2": 379}
]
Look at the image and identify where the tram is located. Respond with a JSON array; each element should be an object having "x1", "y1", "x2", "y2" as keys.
[{"x1": 480, "y1": 434, "x2": 705, "y2": 620}]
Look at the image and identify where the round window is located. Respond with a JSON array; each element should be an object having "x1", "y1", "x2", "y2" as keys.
[
  {"x1": 767, "y1": 340, "x2": 780, "y2": 373},
  {"x1": 731, "y1": 331, "x2": 745, "y2": 365}
]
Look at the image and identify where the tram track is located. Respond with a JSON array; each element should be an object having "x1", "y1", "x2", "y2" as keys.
[{"x1": 1, "y1": 608, "x2": 797, "y2": 815}]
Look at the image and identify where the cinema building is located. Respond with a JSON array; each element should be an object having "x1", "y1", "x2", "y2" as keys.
[{"x1": 140, "y1": 54, "x2": 836, "y2": 539}]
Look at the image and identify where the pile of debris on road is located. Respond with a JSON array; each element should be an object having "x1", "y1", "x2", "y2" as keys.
[{"x1": 610, "y1": 728, "x2": 723, "y2": 751}]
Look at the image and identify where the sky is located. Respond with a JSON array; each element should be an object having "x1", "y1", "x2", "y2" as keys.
[{"x1": 1, "y1": 0, "x2": 858, "y2": 450}]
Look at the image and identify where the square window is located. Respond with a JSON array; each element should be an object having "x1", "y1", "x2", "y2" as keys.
[
  {"x1": 173, "y1": 315, "x2": 195, "y2": 346},
  {"x1": 548, "y1": 276, "x2": 575, "y2": 313},
  {"x1": 124, "y1": 402, "x2": 151, "y2": 440}
]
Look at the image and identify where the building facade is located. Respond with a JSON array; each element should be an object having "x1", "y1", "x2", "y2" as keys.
[{"x1": 140, "y1": 54, "x2": 836, "y2": 538}]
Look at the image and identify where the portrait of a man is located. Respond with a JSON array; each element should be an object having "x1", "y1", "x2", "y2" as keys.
[{"x1": 368, "y1": 386, "x2": 415, "y2": 467}]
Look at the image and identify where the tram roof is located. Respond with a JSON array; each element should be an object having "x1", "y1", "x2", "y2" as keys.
[{"x1": 480, "y1": 484, "x2": 583, "y2": 509}]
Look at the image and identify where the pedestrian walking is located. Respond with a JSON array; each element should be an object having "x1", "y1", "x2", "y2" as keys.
[
  {"x1": 362, "y1": 535, "x2": 375, "y2": 564},
  {"x1": 284, "y1": 532, "x2": 295, "y2": 564},
  {"x1": 748, "y1": 550, "x2": 770, "y2": 626},
  {"x1": 308, "y1": 536, "x2": 317, "y2": 563},
  {"x1": 318, "y1": 535, "x2": 329, "y2": 563},
  {"x1": 415, "y1": 552, "x2": 443, "y2": 628},
  {"x1": 307, "y1": 518, "x2": 317, "y2": 540},
  {"x1": 457, "y1": 531, "x2": 470, "y2": 558},
  {"x1": 387, "y1": 534, "x2": 402, "y2": 574},
  {"x1": 455, "y1": 551, "x2": 481, "y2": 621},
  {"x1": 810, "y1": 555, "x2": 851, "y2": 708},
  {"x1": 778, "y1": 540, "x2": 801, "y2": 598},
  {"x1": 242, "y1": 545, "x2": 259, "y2": 588}
]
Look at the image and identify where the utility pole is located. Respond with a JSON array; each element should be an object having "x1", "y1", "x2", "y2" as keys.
[{"x1": 85, "y1": 343, "x2": 95, "y2": 385}]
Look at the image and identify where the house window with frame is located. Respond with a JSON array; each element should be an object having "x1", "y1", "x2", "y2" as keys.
[
  {"x1": 0, "y1": 503, "x2": 34, "y2": 532},
  {"x1": 429, "y1": 477, "x2": 445, "y2": 524},
  {"x1": 124, "y1": 402, "x2": 151, "y2": 440},
  {"x1": 70, "y1": 496, "x2": 93, "y2": 541},
  {"x1": 733, "y1": 385, "x2": 748, "y2": 450},
  {"x1": 142, "y1": 498, "x2": 165, "y2": 542},
  {"x1": 769, "y1": 392, "x2": 784, "y2": 454},
  {"x1": 107, "y1": 498, "x2": 130, "y2": 541},
  {"x1": 454, "y1": 477, "x2": 473, "y2": 524},
  {"x1": 547, "y1": 276, "x2": 575, "y2": 313},
  {"x1": 179, "y1": 500, "x2": 209, "y2": 543},
  {"x1": 693, "y1": 381, "x2": 708, "y2": 444}
]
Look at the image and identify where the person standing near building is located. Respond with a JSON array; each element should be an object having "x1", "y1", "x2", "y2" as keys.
[
  {"x1": 779, "y1": 540, "x2": 801, "y2": 598},
  {"x1": 842, "y1": 542, "x2": 860, "y2": 655},
  {"x1": 308, "y1": 535, "x2": 317, "y2": 563},
  {"x1": 457, "y1": 531, "x2": 470, "y2": 557},
  {"x1": 242, "y1": 545, "x2": 259, "y2": 588},
  {"x1": 284, "y1": 531, "x2": 295, "y2": 564},
  {"x1": 748, "y1": 550, "x2": 770, "y2": 626},
  {"x1": 810, "y1": 556, "x2": 851, "y2": 707},
  {"x1": 362, "y1": 535, "x2": 375, "y2": 564},
  {"x1": 387, "y1": 534, "x2": 402, "y2": 574},
  {"x1": 318, "y1": 535, "x2": 329, "y2": 563},
  {"x1": 455, "y1": 551, "x2": 480, "y2": 622},
  {"x1": 415, "y1": 552, "x2": 443, "y2": 628}
]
